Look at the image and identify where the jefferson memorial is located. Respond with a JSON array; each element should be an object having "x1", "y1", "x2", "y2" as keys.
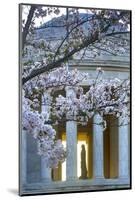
[{"x1": 20, "y1": 12, "x2": 130, "y2": 194}]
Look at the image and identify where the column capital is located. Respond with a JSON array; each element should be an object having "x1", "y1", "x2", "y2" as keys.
[
  {"x1": 94, "y1": 113, "x2": 103, "y2": 124},
  {"x1": 65, "y1": 86, "x2": 76, "y2": 95}
]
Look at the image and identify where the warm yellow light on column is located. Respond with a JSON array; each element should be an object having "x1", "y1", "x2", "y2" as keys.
[{"x1": 62, "y1": 140, "x2": 66, "y2": 181}]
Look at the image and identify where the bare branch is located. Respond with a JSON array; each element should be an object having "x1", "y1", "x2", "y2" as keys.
[
  {"x1": 105, "y1": 31, "x2": 129, "y2": 37},
  {"x1": 22, "y1": 5, "x2": 36, "y2": 49}
]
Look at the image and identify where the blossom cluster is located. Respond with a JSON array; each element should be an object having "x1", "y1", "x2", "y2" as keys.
[
  {"x1": 22, "y1": 93, "x2": 66, "y2": 168},
  {"x1": 53, "y1": 72, "x2": 130, "y2": 129},
  {"x1": 23, "y1": 66, "x2": 88, "y2": 96},
  {"x1": 22, "y1": 67, "x2": 130, "y2": 168},
  {"x1": 22, "y1": 67, "x2": 88, "y2": 168}
]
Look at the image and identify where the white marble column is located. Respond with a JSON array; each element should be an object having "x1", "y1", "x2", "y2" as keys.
[
  {"x1": 66, "y1": 87, "x2": 78, "y2": 181},
  {"x1": 21, "y1": 130, "x2": 27, "y2": 185},
  {"x1": 93, "y1": 114, "x2": 104, "y2": 179},
  {"x1": 41, "y1": 93, "x2": 52, "y2": 182},
  {"x1": 66, "y1": 121, "x2": 77, "y2": 180},
  {"x1": 118, "y1": 118, "x2": 129, "y2": 178}
]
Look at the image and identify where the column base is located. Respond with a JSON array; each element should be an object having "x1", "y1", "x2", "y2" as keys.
[
  {"x1": 93, "y1": 176, "x2": 105, "y2": 179},
  {"x1": 118, "y1": 176, "x2": 129, "y2": 179},
  {"x1": 41, "y1": 178, "x2": 52, "y2": 183},
  {"x1": 66, "y1": 177, "x2": 79, "y2": 181}
]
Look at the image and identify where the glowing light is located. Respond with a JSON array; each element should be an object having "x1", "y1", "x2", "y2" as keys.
[{"x1": 61, "y1": 134, "x2": 88, "y2": 180}]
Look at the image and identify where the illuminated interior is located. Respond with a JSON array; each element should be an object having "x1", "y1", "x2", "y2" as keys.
[
  {"x1": 52, "y1": 116, "x2": 118, "y2": 181},
  {"x1": 61, "y1": 132, "x2": 89, "y2": 181},
  {"x1": 77, "y1": 136, "x2": 88, "y2": 178}
]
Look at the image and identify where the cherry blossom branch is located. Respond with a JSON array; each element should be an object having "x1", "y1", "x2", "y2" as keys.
[{"x1": 22, "y1": 37, "x2": 98, "y2": 84}]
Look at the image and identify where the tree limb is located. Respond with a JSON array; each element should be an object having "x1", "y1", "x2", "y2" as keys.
[
  {"x1": 22, "y1": 32, "x2": 100, "y2": 85},
  {"x1": 22, "y1": 5, "x2": 36, "y2": 49},
  {"x1": 105, "y1": 31, "x2": 129, "y2": 37}
]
